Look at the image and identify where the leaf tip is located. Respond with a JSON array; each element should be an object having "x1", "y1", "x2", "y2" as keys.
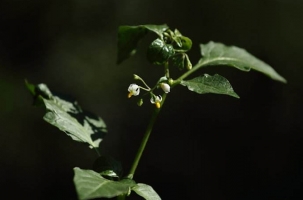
[
  {"x1": 279, "y1": 77, "x2": 287, "y2": 84},
  {"x1": 73, "y1": 167, "x2": 80, "y2": 171},
  {"x1": 234, "y1": 94, "x2": 240, "y2": 99},
  {"x1": 25, "y1": 79, "x2": 36, "y2": 95}
]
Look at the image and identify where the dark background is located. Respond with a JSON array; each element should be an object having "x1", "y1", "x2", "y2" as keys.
[{"x1": 1, "y1": 0, "x2": 303, "y2": 199}]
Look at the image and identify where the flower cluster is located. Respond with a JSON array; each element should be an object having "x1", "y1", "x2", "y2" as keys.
[{"x1": 127, "y1": 75, "x2": 171, "y2": 109}]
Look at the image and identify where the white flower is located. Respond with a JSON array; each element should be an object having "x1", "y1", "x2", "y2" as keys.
[
  {"x1": 128, "y1": 84, "x2": 140, "y2": 98},
  {"x1": 150, "y1": 95, "x2": 162, "y2": 108},
  {"x1": 160, "y1": 83, "x2": 170, "y2": 93}
]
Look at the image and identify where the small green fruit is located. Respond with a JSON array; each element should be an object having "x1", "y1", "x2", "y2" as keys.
[{"x1": 147, "y1": 38, "x2": 175, "y2": 65}]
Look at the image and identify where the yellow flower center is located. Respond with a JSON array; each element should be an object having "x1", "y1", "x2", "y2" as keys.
[{"x1": 128, "y1": 92, "x2": 133, "y2": 98}]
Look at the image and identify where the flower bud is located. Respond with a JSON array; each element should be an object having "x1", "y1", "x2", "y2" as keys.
[
  {"x1": 185, "y1": 55, "x2": 192, "y2": 70},
  {"x1": 137, "y1": 98, "x2": 143, "y2": 106},
  {"x1": 160, "y1": 83, "x2": 170, "y2": 93},
  {"x1": 133, "y1": 74, "x2": 140, "y2": 80}
]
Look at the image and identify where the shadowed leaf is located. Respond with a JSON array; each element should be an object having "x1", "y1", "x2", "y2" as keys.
[
  {"x1": 117, "y1": 24, "x2": 169, "y2": 64},
  {"x1": 26, "y1": 81, "x2": 107, "y2": 149}
]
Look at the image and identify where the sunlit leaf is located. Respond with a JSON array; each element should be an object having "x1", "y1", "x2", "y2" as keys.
[
  {"x1": 73, "y1": 167, "x2": 136, "y2": 200},
  {"x1": 117, "y1": 24, "x2": 169, "y2": 64},
  {"x1": 199, "y1": 41, "x2": 286, "y2": 83},
  {"x1": 181, "y1": 74, "x2": 239, "y2": 98},
  {"x1": 26, "y1": 81, "x2": 107, "y2": 149},
  {"x1": 132, "y1": 183, "x2": 161, "y2": 200}
]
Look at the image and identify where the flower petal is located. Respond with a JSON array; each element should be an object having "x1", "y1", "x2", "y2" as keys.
[
  {"x1": 128, "y1": 84, "x2": 140, "y2": 96},
  {"x1": 160, "y1": 83, "x2": 170, "y2": 93}
]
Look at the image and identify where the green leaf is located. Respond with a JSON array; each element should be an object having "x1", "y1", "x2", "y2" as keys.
[
  {"x1": 132, "y1": 183, "x2": 161, "y2": 200},
  {"x1": 181, "y1": 74, "x2": 240, "y2": 98},
  {"x1": 26, "y1": 81, "x2": 107, "y2": 149},
  {"x1": 199, "y1": 41, "x2": 286, "y2": 83},
  {"x1": 25, "y1": 79, "x2": 35, "y2": 95},
  {"x1": 143, "y1": 24, "x2": 170, "y2": 38},
  {"x1": 117, "y1": 24, "x2": 169, "y2": 64},
  {"x1": 170, "y1": 53, "x2": 186, "y2": 70},
  {"x1": 73, "y1": 167, "x2": 136, "y2": 200}
]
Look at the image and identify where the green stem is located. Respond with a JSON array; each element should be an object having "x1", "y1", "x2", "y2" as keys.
[
  {"x1": 134, "y1": 74, "x2": 151, "y2": 90},
  {"x1": 164, "y1": 62, "x2": 170, "y2": 78},
  {"x1": 120, "y1": 58, "x2": 208, "y2": 200},
  {"x1": 128, "y1": 93, "x2": 167, "y2": 178}
]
